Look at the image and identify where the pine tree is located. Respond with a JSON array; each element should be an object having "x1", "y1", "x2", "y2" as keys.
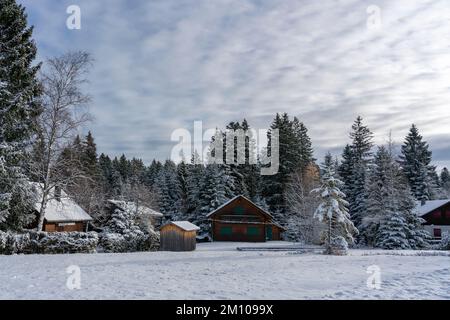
[
  {"x1": 338, "y1": 144, "x2": 353, "y2": 195},
  {"x1": 262, "y1": 113, "x2": 314, "y2": 223},
  {"x1": 177, "y1": 156, "x2": 189, "y2": 215},
  {"x1": 399, "y1": 124, "x2": 437, "y2": 202},
  {"x1": 441, "y1": 168, "x2": 450, "y2": 196},
  {"x1": 98, "y1": 153, "x2": 114, "y2": 195},
  {"x1": 155, "y1": 160, "x2": 182, "y2": 222},
  {"x1": 341, "y1": 117, "x2": 373, "y2": 233},
  {"x1": 0, "y1": 0, "x2": 42, "y2": 230},
  {"x1": 144, "y1": 159, "x2": 162, "y2": 188},
  {"x1": 366, "y1": 143, "x2": 431, "y2": 250},
  {"x1": 194, "y1": 163, "x2": 233, "y2": 240},
  {"x1": 376, "y1": 208, "x2": 410, "y2": 249},
  {"x1": 81, "y1": 131, "x2": 99, "y2": 178},
  {"x1": 117, "y1": 154, "x2": 130, "y2": 182},
  {"x1": 185, "y1": 151, "x2": 204, "y2": 217},
  {"x1": 312, "y1": 159, "x2": 358, "y2": 255},
  {"x1": 293, "y1": 117, "x2": 314, "y2": 174},
  {"x1": 363, "y1": 146, "x2": 398, "y2": 245}
]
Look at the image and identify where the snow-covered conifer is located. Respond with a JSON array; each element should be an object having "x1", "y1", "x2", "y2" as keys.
[{"x1": 312, "y1": 158, "x2": 358, "y2": 255}]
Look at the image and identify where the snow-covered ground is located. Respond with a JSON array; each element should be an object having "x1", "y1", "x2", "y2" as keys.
[{"x1": 0, "y1": 241, "x2": 449, "y2": 300}]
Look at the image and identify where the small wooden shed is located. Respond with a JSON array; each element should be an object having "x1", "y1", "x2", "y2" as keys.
[{"x1": 160, "y1": 221, "x2": 200, "y2": 251}]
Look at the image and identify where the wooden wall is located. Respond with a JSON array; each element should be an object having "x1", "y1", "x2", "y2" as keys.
[
  {"x1": 43, "y1": 222, "x2": 85, "y2": 232},
  {"x1": 210, "y1": 197, "x2": 284, "y2": 242},
  {"x1": 423, "y1": 203, "x2": 450, "y2": 226},
  {"x1": 160, "y1": 224, "x2": 197, "y2": 251}
]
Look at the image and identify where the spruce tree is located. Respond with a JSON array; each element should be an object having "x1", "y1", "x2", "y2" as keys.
[
  {"x1": 341, "y1": 117, "x2": 373, "y2": 233},
  {"x1": 185, "y1": 151, "x2": 204, "y2": 217},
  {"x1": 155, "y1": 160, "x2": 182, "y2": 222},
  {"x1": 363, "y1": 146, "x2": 397, "y2": 245},
  {"x1": 338, "y1": 144, "x2": 354, "y2": 199},
  {"x1": 262, "y1": 113, "x2": 314, "y2": 223},
  {"x1": 195, "y1": 163, "x2": 233, "y2": 240},
  {"x1": 177, "y1": 157, "x2": 189, "y2": 215},
  {"x1": 367, "y1": 143, "x2": 431, "y2": 250},
  {"x1": 312, "y1": 158, "x2": 358, "y2": 255},
  {"x1": 399, "y1": 124, "x2": 436, "y2": 202},
  {"x1": 0, "y1": 0, "x2": 42, "y2": 230},
  {"x1": 293, "y1": 117, "x2": 314, "y2": 174},
  {"x1": 441, "y1": 168, "x2": 450, "y2": 196},
  {"x1": 81, "y1": 131, "x2": 99, "y2": 179},
  {"x1": 144, "y1": 159, "x2": 162, "y2": 188}
]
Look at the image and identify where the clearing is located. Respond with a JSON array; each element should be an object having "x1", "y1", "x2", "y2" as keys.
[{"x1": 0, "y1": 241, "x2": 448, "y2": 299}]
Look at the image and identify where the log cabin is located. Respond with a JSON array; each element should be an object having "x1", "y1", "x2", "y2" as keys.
[
  {"x1": 416, "y1": 200, "x2": 450, "y2": 240},
  {"x1": 31, "y1": 185, "x2": 93, "y2": 232},
  {"x1": 160, "y1": 221, "x2": 200, "y2": 251},
  {"x1": 207, "y1": 195, "x2": 285, "y2": 242}
]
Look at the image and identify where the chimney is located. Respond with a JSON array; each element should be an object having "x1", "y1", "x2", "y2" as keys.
[
  {"x1": 421, "y1": 199, "x2": 426, "y2": 206},
  {"x1": 54, "y1": 186, "x2": 61, "y2": 202}
]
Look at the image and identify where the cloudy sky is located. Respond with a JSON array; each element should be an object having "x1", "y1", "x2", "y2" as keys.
[{"x1": 19, "y1": 0, "x2": 450, "y2": 169}]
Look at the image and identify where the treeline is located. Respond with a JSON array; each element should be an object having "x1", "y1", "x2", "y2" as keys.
[
  {"x1": 1, "y1": 0, "x2": 449, "y2": 249},
  {"x1": 67, "y1": 115, "x2": 316, "y2": 240},
  {"x1": 69, "y1": 113, "x2": 450, "y2": 248}
]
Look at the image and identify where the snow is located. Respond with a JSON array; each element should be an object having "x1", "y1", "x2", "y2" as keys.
[
  {"x1": 33, "y1": 185, "x2": 93, "y2": 222},
  {"x1": 416, "y1": 200, "x2": 450, "y2": 216},
  {"x1": 108, "y1": 200, "x2": 163, "y2": 217},
  {"x1": 0, "y1": 241, "x2": 449, "y2": 300},
  {"x1": 169, "y1": 221, "x2": 200, "y2": 231}
]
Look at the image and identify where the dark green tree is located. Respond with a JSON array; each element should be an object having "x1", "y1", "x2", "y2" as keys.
[{"x1": 0, "y1": 0, "x2": 42, "y2": 230}]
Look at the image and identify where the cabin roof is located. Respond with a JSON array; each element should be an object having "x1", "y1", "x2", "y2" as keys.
[
  {"x1": 164, "y1": 221, "x2": 200, "y2": 232},
  {"x1": 206, "y1": 195, "x2": 286, "y2": 230},
  {"x1": 108, "y1": 200, "x2": 164, "y2": 217},
  {"x1": 415, "y1": 199, "x2": 450, "y2": 217},
  {"x1": 206, "y1": 195, "x2": 274, "y2": 219},
  {"x1": 32, "y1": 183, "x2": 93, "y2": 223}
]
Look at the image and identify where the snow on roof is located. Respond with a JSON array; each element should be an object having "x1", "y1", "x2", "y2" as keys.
[
  {"x1": 169, "y1": 221, "x2": 200, "y2": 231},
  {"x1": 32, "y1": 184, "x2": 93, "y2": 223},
  {"x1": 108, "y1": 200, "x2": 164, "y2": 217},
  {"x1": 416, "y1": 200, "x2": 450, "y2": 216},
  {"x1": 206, "y1": 195, "x2": 274, "y2": 219}
]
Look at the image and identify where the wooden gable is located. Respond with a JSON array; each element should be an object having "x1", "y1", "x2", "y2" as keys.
[
  {"x1": 422, "y1": 202, "x2": 450, "y2": 226},
  {"x1": 208, "y1": 196, "x2": 273, "y2": 223}
]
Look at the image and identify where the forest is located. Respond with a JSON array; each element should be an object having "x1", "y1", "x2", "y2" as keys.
[{"x1": 1, "y1": 0, "x2": 450, "y2": 254}]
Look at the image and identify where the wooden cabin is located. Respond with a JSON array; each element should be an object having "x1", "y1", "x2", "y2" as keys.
[
  {"x1": 416, "y1": 200, "x2": 450, "y2": 240},
  {"x1": 160, "y1": 221, "x2": 200, "y2": 251},
  {"x1": 31, "y1": 185, "x2": 93, "y2": 232},
  {"x1": 207, "y1": 195, "x2": 285, "y2": 242}
]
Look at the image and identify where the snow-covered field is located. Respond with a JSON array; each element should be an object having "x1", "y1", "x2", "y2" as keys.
[{"x1": 0, "y1": 241, "x2": 449, "y2": 300}]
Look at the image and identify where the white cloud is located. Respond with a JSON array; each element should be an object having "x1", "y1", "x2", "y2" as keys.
[{"x1": 20, "y1": 0, "x2": 450, "y2": 169}]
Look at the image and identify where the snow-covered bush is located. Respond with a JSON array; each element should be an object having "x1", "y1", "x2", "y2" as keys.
[
  {"x1": 0, "y1": 231, "x2": 98, "y2": 255},
  {"x1": 99, "y1": 207, "x2": 159, "y2": 253},
  {"x1": 436, "y1": 232, "x2": 450, "y2": 250},
  {"x1": 36, "y1": 232, "x2": 98, "y2": 254},
  {"x1": 0, "y1": 232, "x2": 32, "y2": 254},
  {"x1": 327, "y1": 236, "x2": 349, "y2": 256}
]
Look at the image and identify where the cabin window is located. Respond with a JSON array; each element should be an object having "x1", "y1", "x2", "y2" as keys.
[
  {"x1": 220, "y1": 226, "x2": 233, "y2": 236},
  {"x1": 247, "y1": 226, "x2": 260, "y2": 236},
  {"x1": 233, "y1": 206, "x2": 245, "y2": 215},
  {"x1": 433, "y1": 228, "x2": 442, "y2": 239}
]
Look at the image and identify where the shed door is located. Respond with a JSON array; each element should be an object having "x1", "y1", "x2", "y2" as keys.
[{"x1": 266, "y1": 226, "x2": 273, "y2": 240}]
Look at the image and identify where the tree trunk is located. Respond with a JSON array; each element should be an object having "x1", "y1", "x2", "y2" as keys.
[{"x1": 37, "y1": 198, "x2": 47, "y2": 231}]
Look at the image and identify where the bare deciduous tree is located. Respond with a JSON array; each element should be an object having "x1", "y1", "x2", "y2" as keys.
[
  {"x1": 32, "y1": 51, "x2": 93, "y2": 231},
  {"x1": 285, "y1": 163, "x2": 321, "y2": 243}
]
